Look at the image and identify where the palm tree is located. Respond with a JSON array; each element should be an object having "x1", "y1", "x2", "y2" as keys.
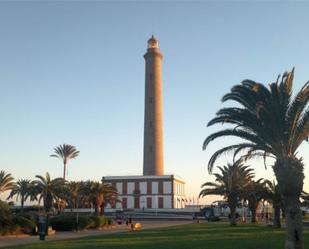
[
  {"x1": 199, "y1": 161, "x2": 254, "y2": 226},
  {"x1": 7, "y1": 179, "x2": 32, "y2": 211},
  {"x1": 100, "y1": 182, "x2": 118, "y2": 215},
  {"x1": 203, "y1": 69, "x2": 308, "y2": 248},
  {"x1": 79, "y1": 180, "x2": 93, "y2": 209},
  {"x1": 50, "y1": 144, "x2": 80, "y2": 180},
  {"x1": 84, "y1": 181, "x2": 118, "y2": 215},
  {"x1": 33, "y1": 172, "x2": 65, "y2": 213},
  {"x1": 0, "y1": 171, "x2": 15, "y2": 199},
  {"x1": 244, "y1": 179, "x2": 268, "y2": 223},
  {"x1": 265, "y1": 180, "x2": 282, "y2": 228},
  {"x1": 63, "y1": 181, "x2": 83, "y2": 210}
]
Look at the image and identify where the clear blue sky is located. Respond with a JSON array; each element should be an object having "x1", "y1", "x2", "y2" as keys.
[{"x1": 1, "y1": 1, "x2": 309, "y2": 204}]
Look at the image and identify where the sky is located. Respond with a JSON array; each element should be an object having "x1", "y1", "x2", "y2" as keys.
[{"x1": 0, "y1": 1, "x2": 309, "y2": 205}]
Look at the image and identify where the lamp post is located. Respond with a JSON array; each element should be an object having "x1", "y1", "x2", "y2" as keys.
[
  {"x1": 155, "y1": 194, "x2": 158, "y2": 216},
  {"x1": 75, "y1": 195, "x2": 79, "y2": 231},
  {"x1": 242, "y1": 200, "x2": 246, "y2": 222},
  {"x1": 141, "y1": 197, "x2": 145, "y2": 212}
]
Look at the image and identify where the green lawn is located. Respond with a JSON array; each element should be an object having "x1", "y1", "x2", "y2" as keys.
[{"x1": 8, "y1": 222, "x2": 309, "y2": 249}]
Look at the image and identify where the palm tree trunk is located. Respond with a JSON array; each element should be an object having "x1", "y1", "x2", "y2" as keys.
[
  {"x1": 228, "y1": 196, "x2": 237, "y2": 226},
  {"x1": 274, "y1": 158, "x2": 304, "y2": 249},
  {"x1": 95, "y1": 204, "x2": 99, "y2": 215},
  {"x1": 283, "y1": 196, "x2": 303, "y2": 249},
  {"x1": 21, "y1": 196, "x2": 24, "y2": 211},
  {"x1": 63, "y1": 162, "x2": 67, "y2": 181},
  {"x1": 251, "y1": 208, "x2": 257, "y2": 223},
  {"x1": 248, "y1": 200, "x2": 257, "y2": 223},
  {"x1": 273, "y1": 204, "x2": 281, "y2": 228},
  {"x1": 100, "y1": 204, "x2": 104, "y2": 216}
]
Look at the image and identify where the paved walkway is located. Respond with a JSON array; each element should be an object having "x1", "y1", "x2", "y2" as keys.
[{"x1": 0, "y1": 220, "x2": 192, "y2": 248}]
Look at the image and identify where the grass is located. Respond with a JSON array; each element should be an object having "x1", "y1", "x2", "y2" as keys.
[{"x1": 8, "y1": 222, "x2": 309, "y2": 249}]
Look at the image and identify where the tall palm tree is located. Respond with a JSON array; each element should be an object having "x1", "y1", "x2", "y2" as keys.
[
  {"x1": 50, "y1": 144, "x2": 80, "y2": 180},
  {"x1": 33, "y1": 172, "x2": 65, "y2": 213},
  {"x1": 203, "y1": 69, "x2": 309, "y2": 249},
  {"x1": 7, "y1": 179, "x2": 31, "y2": 211},
  {"x1": 199, "y1": 161, "x2": 254, "y2": 226},
  {"x1": 265, "y1": 180, "x2": 282, "y2": 228},
  {"x1": 0, "y1": 171, "x2": 15, "y2": 199},
  {"x1": 244, "y1": 179, "x2": 268, "y2": 223}
]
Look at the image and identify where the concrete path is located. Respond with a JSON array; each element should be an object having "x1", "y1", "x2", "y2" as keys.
[{"x1": 0, "y1": 220, "x2": 192, "y2": 248}]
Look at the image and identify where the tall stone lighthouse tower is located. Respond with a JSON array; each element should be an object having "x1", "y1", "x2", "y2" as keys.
[
  {"x1": 143, "y1": 35, "x2": 164, "y2": 176},
  {"x1": 102, "y1": 37, "x2": 186, "y2": 210}
]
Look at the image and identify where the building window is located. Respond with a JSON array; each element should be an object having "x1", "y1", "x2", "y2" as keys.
[
  {"x1": 158, "y1": 197, "x2": 164, "y2": 208},
  {"x1": 147, "y1": 181, "x2": 152, "y2": 194},
  {"x1": 149, "y1": 121, "x2": 153, "y2": 127},
  {"x1": 122, "y1": 198, "x2": 127, "y2": 209},
  {"x1": 149, "y1": 146, "x2": 153, "y2": 152},
  {"x1": 112, "y1": 182, "x2": 116, "y2": 189},
  {"x1": 158, "y1": 181, "x2": 163, "y2": 194},
  {"x1": 149, "y1": 97, "x2": 153, "y2": 103},
  {"x1": 147, "y1": 197, "x2": 152, "y2": 208},
  {"x1": 134, "y1": 182, "x2": 140, "y2": 194},
  {"x1": 149, "y1": 73, "x2": 153, "y2": 80},
  {"x1": 134, "y1": 197, "x2": 140, "y2": 209},
  {"x1": 122, "y1": 182, "x2": 127, "y2": 194}
]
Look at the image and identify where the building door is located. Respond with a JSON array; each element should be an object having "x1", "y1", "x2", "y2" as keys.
[
  {"x1": 158, "y1": 181, "x2": 164, "y2": 194},
  {"x1": 147, "y1": 181, "x2": 152, "y2": 194},
  {"x1": 134, "y1": 197, "x2": 140, "y2": 209},
  {"x1": 122, "y1": 198, "x2": 127, "y2": 209},
  {"x1": 147, "y1": 197, "x2": 152, "y2": 208},
  {"x1": 158, "y1": 197, "x2": 164, "y2": 208},
  {"x1": 122, "y1": 182, "x2": 127, "y2": 194},
  {"x1": 134, "y1": 182, "x2": 140, "y2": 193}
]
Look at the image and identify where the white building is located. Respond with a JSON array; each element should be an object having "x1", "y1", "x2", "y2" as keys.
[{"x1": 102, "y1": 175, "x2": 186, "y2": 209}]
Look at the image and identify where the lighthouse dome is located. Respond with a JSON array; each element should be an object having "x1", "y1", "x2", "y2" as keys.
[{"x1": 147, "y1": 35, "x2": 159, "y2": 49}]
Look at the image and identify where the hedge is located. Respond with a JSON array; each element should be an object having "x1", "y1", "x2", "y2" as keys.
[{"x1": 50, "y1": 215, "x2": 113, "y2": 231}]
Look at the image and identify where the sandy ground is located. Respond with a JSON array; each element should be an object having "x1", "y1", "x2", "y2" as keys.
[{"x1": 0, "y1": 220, "x2": 192, "y2": 248}]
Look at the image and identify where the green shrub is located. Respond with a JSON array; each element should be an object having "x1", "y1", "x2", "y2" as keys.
[
  {"x1": 208, "y1": 216, "x2": 220, "y2": 222},
  {"x1": 0, "y1": 201, "x2": 15, "y2": 234},
  {"x1": 13, "y1": 215, "x2": 36, "y2": 234},
  {"x1": 50, "y1": 214, "x2": 113, "y2": 231},
  {"x1": 50, "y1": 215, "x2": 75, "y2": 231},
  {"x1": 89, "y1": 215, "x2": 107, "y2": 228},
  {"x1": 77, "y1": 215, "x2": 93, "y2": 229},
  {"x1": 107, "y1": 218, "x2": 115, "y2": 226},
  {"x1": 50, "y1": 215, "x2": 96, "y2": 231}
]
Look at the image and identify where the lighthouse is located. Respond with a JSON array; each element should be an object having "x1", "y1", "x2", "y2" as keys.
[
  {"x1": 143, "y1": 35, "x2": 164, "y2": 176},
  {"x1": 102, "y1": 36, "x2": 186, "y2": 210}
]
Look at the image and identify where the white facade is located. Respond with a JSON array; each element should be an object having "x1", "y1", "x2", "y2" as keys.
[{"x1": 102, "y1": 175, "x2": 185, "y2": 209}]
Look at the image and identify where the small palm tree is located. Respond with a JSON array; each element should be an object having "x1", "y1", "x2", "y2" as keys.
[
  {"x1": 64, "y1": 181, "x2": 83, "y2": 210},
  {"x1": 33, "y1": 172, "x2": 65, "y2": 213},
  {"x1": 0, "y1": 171, "x2": 15, "y2": 198},
  {"x1": 265, "y1": 180, "x2": 282, "y2": 228},
  {"x1": 85, "y1": 181, "x2": 118, "y2": 215},
  {"x1": 50, "y1": 144, "x2": 80, "y2": 180},
  {"x1": 100, "y1": 182, "x2": 118, "y2": 215},
  {"x1": 199, "y1": 161, "x2": 254, "y2": 226},
  {"x1": 244, "y1": 179, "x2": 268, "y2": 223},
  {"x1": 7, "y1": 179, "x2": 31, "y2": 211}
]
